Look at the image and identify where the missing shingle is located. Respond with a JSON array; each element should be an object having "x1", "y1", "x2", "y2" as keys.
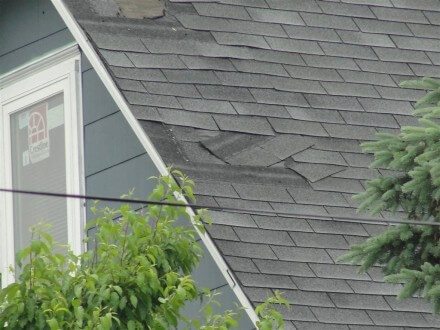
[{"x1": 115, "y1": 0, "x2": 166, "y2": 19}]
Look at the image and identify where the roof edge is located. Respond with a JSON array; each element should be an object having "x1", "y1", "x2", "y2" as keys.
[{"x1": 50, "y1": 0, "x2": 260, "y2": 325}]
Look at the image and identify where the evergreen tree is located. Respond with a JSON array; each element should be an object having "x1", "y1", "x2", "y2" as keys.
[{"x1": 340, "y1": 77, "x2": 440, "y2": 313}]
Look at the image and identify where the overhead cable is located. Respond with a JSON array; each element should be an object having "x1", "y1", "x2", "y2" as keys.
[{"x1": 0, "y1": 187, "x2": 439, "y2": 227}]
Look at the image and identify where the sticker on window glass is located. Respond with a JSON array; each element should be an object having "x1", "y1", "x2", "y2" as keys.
[{"x1": 28, "y1": 103, "x2": 50, "y2": 164}]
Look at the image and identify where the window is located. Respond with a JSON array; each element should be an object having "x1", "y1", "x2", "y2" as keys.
[{"x1": 0, "y1": 45, "x2": 84, "y2": 287}]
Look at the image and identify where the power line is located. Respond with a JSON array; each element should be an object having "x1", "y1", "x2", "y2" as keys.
[{"x1": 0, "y1": 187, "x2": 439, "y2": 227}]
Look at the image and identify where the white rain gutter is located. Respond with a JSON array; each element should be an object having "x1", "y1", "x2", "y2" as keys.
[{"x1": 50, "y1": 0, "x2": 260, "y2": 326}]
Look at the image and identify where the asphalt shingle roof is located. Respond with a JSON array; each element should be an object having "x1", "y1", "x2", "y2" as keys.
[{"x1": 66, "y1": 0, "x2": 440, "y2": 328}]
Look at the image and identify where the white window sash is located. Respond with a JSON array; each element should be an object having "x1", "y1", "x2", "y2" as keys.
[{"x1": 0, "y1": 45, "x2": 85, "y2": 287}]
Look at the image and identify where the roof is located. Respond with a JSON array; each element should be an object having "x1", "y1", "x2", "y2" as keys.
[{"x1": 64, "y1": 0, "x2": 440, "y2": 328}]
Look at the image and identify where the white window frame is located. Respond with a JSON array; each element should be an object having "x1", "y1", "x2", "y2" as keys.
[{"x1": 0, "y1": 45, "x2": 85, "y2": 287}]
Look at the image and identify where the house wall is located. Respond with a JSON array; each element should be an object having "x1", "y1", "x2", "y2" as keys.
[{"x1": 0, "y1": 0, "x2": 74, "y2": 75}]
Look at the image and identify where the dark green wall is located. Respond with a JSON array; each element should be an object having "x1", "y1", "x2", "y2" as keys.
[{"x1": 0, "y1": 0, "x2": 74, "y2": 75}]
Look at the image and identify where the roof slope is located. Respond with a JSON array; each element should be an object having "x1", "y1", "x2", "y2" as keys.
[{"x1": 66, "y1": 0, "x2": 440, "y2": 328}]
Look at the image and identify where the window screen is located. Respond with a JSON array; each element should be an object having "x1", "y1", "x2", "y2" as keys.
[{"x1": 10, "y1": 93, "x2": 67, "y2": 253}]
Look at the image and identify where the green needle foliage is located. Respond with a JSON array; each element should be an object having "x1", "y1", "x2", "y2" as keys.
[
  {"x1": 0, "y1": 171, "x2": 288, "y2": 329},
  {"x1": 339, "y1": 77, "x2": 440, "y2": 313}
]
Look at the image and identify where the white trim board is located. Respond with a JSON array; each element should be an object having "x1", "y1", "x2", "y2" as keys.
[{"x1": 50, "y1": 0, "x2": 259, "y2": 325}]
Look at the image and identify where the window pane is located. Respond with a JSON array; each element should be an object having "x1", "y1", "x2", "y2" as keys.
[{"x1": 10, "y1": 93, "x2": 67, "y2": 253}]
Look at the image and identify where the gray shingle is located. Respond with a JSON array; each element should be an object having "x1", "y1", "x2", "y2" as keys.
[
  {"x1": 247, "y1": 7, "x2": 305, "y2": 25},
  {"x1": 215, "y1": 71, "x2": 272, "y2": 88},
  {"x1": 234, "y1": 227, "x2": 294, "y2": 245},
  {"x1": 143, "y1": 81, "x2": 201, "y2": 98},
  {"x1": 253, "y1": 215, "x2": 313, "y2": 232},
  {"x1": 193, "y1": 2, "x2": 251, "y2": 20},
  {"x1": 266, "y1": 0, "x2": 321, "y2": 12},
  {"x1": 312, "y1": 307, "x2": 372, "y2": 325},
  {"x1": 253, "y1": 259, "x2": 315, "y2": 277},
  {"x1": 343, "y1": 0, "x2": 393, "y2": 6},
  {"x1": 356, "y1": 59, "x2": 412, "y2": 75},
  {"x1": 196, "y1": 181, "x2": 238, "y2": 198},
  {"x1": 359, "y1": 98, "x2": 413, "y2": 115},
  {"x1": 163, "y1": 70, "x2": 221, "y2": 84},
  {"x1": 92, "y1": 33, "x2": 148, "y2": 52},
  {"x1": 243, "y1": 287, "x2": 273, "y2": 302},
  {"x1": 410, "y1": 63, "x2": 440, "y2": 77},
  {"x1": 318, "y1": 1, "x2": 375, "y2": 18},
  {"x1": 305, "y1": 94, "x2": 363, "y2": 111},
  {"x1": 236, "y1": 272, "x2": 297, "y2": 289},
  {"x1": 251, "y1": 88, "x2": 309, "y2": 107},
  {"x1": 427, "y1": 51, "x2": 440, "y2": 65},
  {"x1": 178, "y1": 98, "x2": 236, "y2": 114},
  {"x1": 127, "y1": 53, "x2": 186, "y2": 69},
  {"x1": 212, "y1": 32, "x2": 270, "y2": 49},
  {"x1": 300, "y1": 13, "x2": 358, "y2": 30},
  {"x1": 425, "y1": 10, "x2": 440, "y2": 24},
  {"x1": 266, "y1": 37, "x2": 323, "y2": 55},
  {"x1": 250, "y1": 48, "x2": 306, "y2": 65},
  {"x1": 292, "y1": 277, "x2": 353, "y2": 293},
  {"x1": 392, "y1": 35, "x2": 440, "y2": 52},
  {"x1": 225, "y1": 256, "x2": 259, "y2": 273},
  {"x1": 269, "y1": 118, "x2": 328, "y2": 136},
  {"x1": 282, "y1": 290, "x2": 335, "y2": 308},
  {"x1": 348, "y1": 280, "x2": 402, "y2": 295},
  {"x1": 272, "y1": 246, "x2": 333, "y2": 263},
  {"x1": 270, "y1": 202, "x2": 328, "y2": 216},
  {"x1": 309, "y1": 219, "x2": 369, "y2": 235},
  {"x1": 198, "y1": 85, "x2": 254, "y2": 102},
  {"x1": 232, "y1": 102, "x2": 290, "y2": 117},
  {"x1": 338, "y1": 70, "x2": 397, "y2": 87},
  {"x1": 367, "y1": 310, "x2": 429, "y2": 327},
  {"x1": 207, "y1": 224, "x2": 240, "y2": 241},
  {"x1": 375, "y1": 86, "x2": 425, "y2": 101},
  {"x1": 408, "y1": 23, "x2": 440, "y2": 39},
  {"x1": 285, "y1": 65, "x2": 342, "y2": 82},
  {"x1": 271, "y1": 77, "x2": 326, "y2": 94},
  {"x1": 354, "y1": 18, "x2": 412, "y2": 35},
  {"x1": 283, "y1": 26, "x2": 341, "y2": 42},
  {"x1": 320, "y1": 42, "x2": 377, "y2": 60},
  {"x1": 214, "y1": 114, "x2": 273, "y2": 135},
  {"x1": 117, "y1": 78, "x2": 146, "y2": 92},
  {"x1": 210, "y1": 211, "x2": 257, "y2": 227},
  {"x1": 313, "y1": 136, "x2": 362, "y2": 153},
  {"x1": 233, "y1": 183, "x2": 293, "y2": 202},
  {"x1": 322, "y1": 81, "x2": 380, "y2": 98},
  {"x1": 303, "y1": 54, "x2": 359, "y2": 70},
  {"x1": 176, "y1": 13, "x2": 287, "y2": 37},
  {"x1": 293, "y1": 149, "x2": 347, "y2": 166},
  {"x1": 110, "y1": 67, "x2": 167, "y2": 82},
  {"x1": 384, "y1": 296, "x2": 432, "y2": 313},
  {"x1": 310, "y1": 263, "x2": 371, "y2": 280},
  {"x1": 215, "y1": 197, "x2": 273, "y2": 212},
  {"x1": 341, "y1": 152, "x2": 374, "y2": 168},
  {"x1": 310, "y1": 177, "x2": 365, "y2": 194},
  {"x1": 179, "y1": 55, "x2": 236, "y2": 71},
  {"x1": 100, "y1": 50, "x2": 133, "y2": 67},
  {"x1": 287, "y1": 107, "x2": 344, "y2": 124},
  {"x1": 370, "y1": 7, "x2": 429, "y2": 23},
  {"x1": 293, "y1": 321, "x2": 349, "y2": 330},
  {"x1": 124, "y1": 91, "x2": 181, "y2": 108},
  {"x1": 131, "y1": 105, "x2": 161, "y2": 122},
  {"x1": 323, "y1": 123, "x2": 377, "y2": 140},
  {"x1": 276, "y1": 305, "x2": 317, "y2": 322},
  {"x1": 226, "y1": 146, "x2": 280, "y2": 166},
  {"x1": 337, "y1": 30, "x2": 394, "y2": 48},
  {"x1": 157, "y1": 108, "x2": 218, "y2": 129},
  {"x1": 232, "y1": 59, "x2": 289, "y2": 76},
  {"x1": 288, "y1": 187, "x2": 349, "y2": 207},
  {"x1": 290, "y1": 232, "x2": 349, "y2": 249},
  {"x1": 340, "y1": 111, "x2": 399, "y2": 128},
  {"x1": 287, "y1": 161, "x2": 345, "y2": 182},
  {"x1": 216, "y1": 240, "x2": 277, "y2": 259},
  {"x1": 391, "y1": 0, "x2": 440, "y2": 11},
  {"x1": 373, "y1": 47, "x2": 431, "y2": 64}
]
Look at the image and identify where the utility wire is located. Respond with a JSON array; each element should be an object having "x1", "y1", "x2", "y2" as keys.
[{"x1": 0, "y1": 187, "x2": 439, "y2": 227}]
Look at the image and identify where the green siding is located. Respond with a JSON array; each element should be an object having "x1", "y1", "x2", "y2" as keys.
[{"x1": 0, "y1": 0, "x2": 74, "y2": 75}]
